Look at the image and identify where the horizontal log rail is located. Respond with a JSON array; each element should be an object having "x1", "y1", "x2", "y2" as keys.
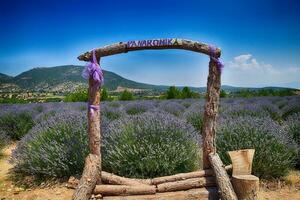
[
  {"x1": 102, "y1": 187, "x2": 218, "y2": 200},
  {"x1": 68, "y1": 165, "x2": 232, "y2": 189},
  {"x1": 77, "y1": 38, "x2": 221, "y2": 61}
]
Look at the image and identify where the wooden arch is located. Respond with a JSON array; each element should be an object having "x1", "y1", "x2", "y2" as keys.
[{"x1": 73, "y1": 38, "x2": 237, "y2": 200}]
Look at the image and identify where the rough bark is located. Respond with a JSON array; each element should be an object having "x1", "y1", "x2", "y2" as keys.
[
  {"x1": 102, "y1": 187, "x2": 218, "y2": 200},
  {"x1": 77, "y1": 39, "x2": 221, "y2": 61},
  {"x1": 73, "y1": 154, "x2": 101, "y2": 200},
  {"x1": 151, "y1": 165, "x2": 231, "y2": 185},
  {"x1": 228, "y1": 149, "x2": 255, "y2": 176},
  {"x1": 102, "y1": 171, "x2": 151, "y2": 186},
  {"x1": 232, "y1": 175, "x2": 259, "y2": 200},
  {"x1": 209, "y1": 153, "x2": 238, "y2": 200},
  {"x1": 88, "y1": 75, "x2": 101, "y2": 156},
  {"x1": 93, "y1": 185, "x2": 156, "y2": 196},
  {"x1": 202, "y1": 58, "x2": 221, "y2": 169},
  {"x1": 156, "y1": 176, "x2": 216, "y2": 193},
  {"x1": 68, "y1": 165, "x2": 232, "y2": 189}
]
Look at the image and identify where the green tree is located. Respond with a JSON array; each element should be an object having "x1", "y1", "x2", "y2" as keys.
[
  {"x1": 220, "y1": 89, "x2": 227, "y2": 98},
  {"x1": 119, "y1": 90, "x2": 134, "y2": 101},
  {"x1": 101, "y1": 87, "x2": 109, "y2": 101},
  {"x1": 64, "y1": 88, "x2": 88, "y2": 102},
  {"x1": 166, "y1": 86, "x2": 181, "y2": 99},
  {"x1": 181, "y1": 87, "x2": 193, "y2": 99}
]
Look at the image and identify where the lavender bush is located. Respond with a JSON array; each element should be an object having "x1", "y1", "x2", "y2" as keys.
[
  {"x1": 182, "y1": 102, "x2": 204, "y2": 133},
  {"x1": 11, "y1": 111, "x2": 89, "y2": 178},
  {"x1": 159, "y1": 101, "x2": 185, "y2": 117},
  {"x1": 217, "y1": 116, "x2": 297, "y2": 178},
  {"x1": 0, "y1": 112, "x2": 35, "y2": 140},
  {"x1": 281, "y1": 98, "x2": 300, "y2": 119},
  {"x1": 284, "y1": 113, "x2": 300, "y2": 166},
  {"x1": 0, "y1": 130, "x2": 9, "y2": 155},
  {"x1": 102, "y1": 112, "x2": 201, "y2": 178},
  {"x1": 101, "y1": 104, "x2": 125, "y2": 121},
  {"x1": 124, "y1": 101, "x2": 155, "y2": 115}
]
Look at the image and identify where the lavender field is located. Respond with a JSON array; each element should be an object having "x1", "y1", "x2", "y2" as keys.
[{"x1": 0, "y1": 96, "x2": 299, "y2": 180}]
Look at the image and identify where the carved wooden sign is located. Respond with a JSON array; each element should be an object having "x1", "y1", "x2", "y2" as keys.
[{"x1": 127, "y1": 38, "x2": 182, "y2": 48}]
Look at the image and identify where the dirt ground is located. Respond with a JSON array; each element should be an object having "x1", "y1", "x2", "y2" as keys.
[{"x1": 1, "y1": 144, "x2": 300, "y2": 200}]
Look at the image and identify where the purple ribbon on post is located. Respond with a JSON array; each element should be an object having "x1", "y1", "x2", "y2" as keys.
[
  {"x1": 82, "y1": 50, "x2": 104, "y2": 117},
  {"x1": 209, "y1": 46, "x2": 224, "y2": 73}
]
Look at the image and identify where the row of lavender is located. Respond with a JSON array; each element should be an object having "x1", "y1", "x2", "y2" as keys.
[{"x1": 0, "y1": 96, "x2": 299, "y2": 180}]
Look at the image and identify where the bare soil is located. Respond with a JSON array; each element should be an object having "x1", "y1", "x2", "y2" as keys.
[{"x1": 0, "y1": 144, "x2": 299, "y2": 200}]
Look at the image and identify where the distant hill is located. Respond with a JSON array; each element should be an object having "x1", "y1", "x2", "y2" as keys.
[
  {"x1": 0, "y1": 65, "x2": 157, "y2": 93},
  {"x1": 0, "y1": 73, "x2": 12, "y2": 83},
  {"x1": 0, "y1": 65, "x2": 298, "y2": 93}
]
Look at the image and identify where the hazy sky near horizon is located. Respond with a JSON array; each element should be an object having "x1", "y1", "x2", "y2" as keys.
[{"x1": 0, "y1": 0, "x2": 300, "y2": 88}]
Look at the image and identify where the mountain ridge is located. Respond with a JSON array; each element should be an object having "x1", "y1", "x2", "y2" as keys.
[{"x1": 0, "y1": 65, "x2": 297, "y2": 93}]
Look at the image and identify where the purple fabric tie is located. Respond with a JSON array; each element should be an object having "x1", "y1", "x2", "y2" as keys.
[
  {"x1": 88, "y1": 104, "x2": 100, "y2": 116},
  {"x1": 82, "y1": 50, "x2": 104, "y2": 117},
  {"x1": 82, "y1": 49, "x2": 104, "y2": 87},
  {"x1": 209, "y1": 46, "x2": 224, "y2": 73}
]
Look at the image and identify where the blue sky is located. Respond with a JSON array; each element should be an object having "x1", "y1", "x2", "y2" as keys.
[{"x1": 0, "y1": 0, "x2": 300, "y2": 88}]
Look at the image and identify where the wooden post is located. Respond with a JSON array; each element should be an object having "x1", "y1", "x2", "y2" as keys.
[
  {"x1": 73, "y1": 56, "x2": 102, "y2": 200},
  {"x1": 73, "y1": 154, "x2": 101, "y2": 200},
  {"x1": 209, "y1": 153, "x2": 238, "y2": 200},
  {"x1": 202, "y1": 57, "x2": 221, "y2": 169},
  {"x1": 88, "y1": 72, "x2": 101, "y2": 156}
]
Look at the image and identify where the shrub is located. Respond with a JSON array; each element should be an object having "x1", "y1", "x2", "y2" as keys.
[
  {"x1": 0, "y1": 130, "x2": 9, "y2": 156},
  {"x1": 102, "y1": 112, "x2": 201, "y2": 178},
  {"x1": 217, "y1": 116, "x2": 297, "y2": 178},
  {"x1": 0, "y1": 112, "x2": 35, "y2": 140},
  {"x1": 64, "y1": 88, "x2": 88, "y2": 102},
  {"x1": 11, "y1": 111, "x2": 89, "y2": 178},
  {"x1": 281, "y1": 100, "x2": 300, "y2": 120},
  {"x1": 222, "y1": 103, "x2": 268, "y2": 118},
  {"x1": 124, "y1": 101, "x2": 155, "y2": 115},
  {"x1": 101, "y1": 105, "x2": 125, "y2": 121},
  {"x1": 119, "y1": 90, "x2": 134, "y2": 101},
  {"x1": 159, "y1": 101, "x2": 185, "y2": 117},
  {"x1": 182, "y1": 103, "x2": 204, "y2": 133},
  {"x1": 284, "y1": 113, "x2": 300, "y2": 166}
]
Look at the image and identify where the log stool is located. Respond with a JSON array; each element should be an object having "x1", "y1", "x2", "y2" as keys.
[{"x1": 228, "y1": 149, "x2": 259, "y2": 200}]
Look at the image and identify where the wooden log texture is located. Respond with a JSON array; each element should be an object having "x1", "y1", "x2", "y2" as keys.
[
  {"x1": 77, "y1": 39, "x2": 221, "y2": 61},
  {"x1": 151, "y1": 165, "x2": 232, "y2": 185},
  {"x1": 209, "y1": 153, "x2": 238, "y2": 200},
  {"x1": 93, "y1": 185, "x2": 156, "y2": 196},
  {"x1": 157, "y1": 176, "x2": 216, "y2": 193},
  {"x1": 102, "y1": 187, "x2": 218, "y2": 200},
  {"x1": 73, "y1": 154, "x2": 101, "y2": 200},
  {"x1": 102, "y1": 171, "x2": 151, "y2": 186},
  {"x1": 202, "y1": 58, "x2": 221, "y2": 169},
  {"x1": 68, "y1": 165, "x2": 232, "y2": 189},
  {"x1": 228, "y1": 149, "x2": 255, "y2": 176},
  {"x1": 88, "y1": 75, "x2": 101, "y2": 156},
  {"x1": 232, "y1": 175, "x2": 259, "y2": 200}
]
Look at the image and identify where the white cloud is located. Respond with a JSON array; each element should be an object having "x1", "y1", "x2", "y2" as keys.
[{"x1": 222, "y1": 54, "x2": 300, "y2": 87}]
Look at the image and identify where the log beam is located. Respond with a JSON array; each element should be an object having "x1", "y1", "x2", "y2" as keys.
[
  {"x1": 77, "y1": 39, "x2": 221, "y2": 61},
  {"x1": 102, "y1": 187, "x2": 218, "y2": 200},
  {"x1": 93, "y1": 185, "x2": 156, "y2": 196},
  {"x1": 68, "y1": 165, "x2": 232, "y2": 189},
  {"x1": 102, "y1": 171, "x2": 151, "y2": 186},
  {"x1": 151, "y1": 165, "x2": 231, "y2": 185},
  {"x1": 156, "y1": 177, "x2": 216, "y2": 193},
  {"x1": 209, "y1": 153, "x2": 238, "y2": 200}
]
